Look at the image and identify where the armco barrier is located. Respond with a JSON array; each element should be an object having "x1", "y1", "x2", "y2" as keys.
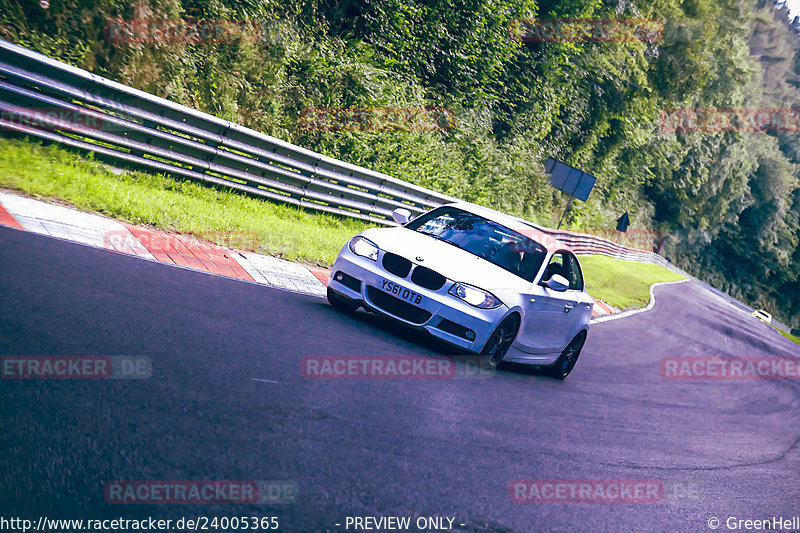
[
  {"x1": 531, "y1": 226, "x2": 674, "y2": 268},
  {"x1": 0, "y1": 38, "x2": 674, "y2": 268},
  {"x1": 0, "y1": 39, "x2": 456, "y2": 225}
]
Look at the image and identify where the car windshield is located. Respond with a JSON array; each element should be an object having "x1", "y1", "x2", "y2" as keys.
[{"x1": 405, "y1": 206, "x2": 547, "y2": 282}]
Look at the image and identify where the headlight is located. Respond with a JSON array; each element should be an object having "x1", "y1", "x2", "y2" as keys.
[
  {"x1": 348, "y1": 236, "x2": 379, "y2": 261},
  {"x1": 448, "y1": 282, "x2": 502, "y2": 309}
]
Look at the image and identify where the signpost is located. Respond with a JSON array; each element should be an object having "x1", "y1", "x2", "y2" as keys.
[{"x1": 544, "y1": 157, "x2": 597, "y2": 228}]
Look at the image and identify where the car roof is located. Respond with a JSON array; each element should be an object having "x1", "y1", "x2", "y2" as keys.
[{"x1": 445, "y1": 202, "x2": 568, "y2": 254}]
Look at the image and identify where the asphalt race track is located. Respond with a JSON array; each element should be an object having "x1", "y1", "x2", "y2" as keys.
[{"x1": 1, "y1": 225, "x2": 799, "y2": 532}]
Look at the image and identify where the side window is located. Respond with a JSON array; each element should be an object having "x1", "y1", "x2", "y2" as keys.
[
  {"x1": 543, "y1": 251, "x2": 583, "y2": 291},
  {"x1": 564, "y1": 253, "x2": 584, "y2": 291},
  {"x1": 542, "y1": 252, "x2": 565, "y2": 282}
]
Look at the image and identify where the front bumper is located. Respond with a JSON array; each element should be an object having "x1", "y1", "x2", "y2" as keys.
[{"x1": 327, "y1": 245, "x2": 510, "y2": 353}]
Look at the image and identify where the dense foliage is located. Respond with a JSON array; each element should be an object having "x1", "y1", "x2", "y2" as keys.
[{"x1": 1, "y1": 0, "x2": 799, "y2": 326}]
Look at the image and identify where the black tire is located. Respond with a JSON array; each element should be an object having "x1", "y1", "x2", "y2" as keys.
[
  {"x1": 547, "y1": 331, "x2": 586, "y2": 380},
  {"x1": 327, "y1": 287, "x2": 360, "y2": 312},
  {"x1": 480, "y1": 314, "x2": 520, "y2": 369}
]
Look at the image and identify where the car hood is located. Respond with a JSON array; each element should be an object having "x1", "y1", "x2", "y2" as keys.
[{"x1": 361, "y1": 227, "x2": 534, "y2": 292}]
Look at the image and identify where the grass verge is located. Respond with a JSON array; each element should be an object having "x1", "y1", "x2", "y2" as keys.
[
  {"x1": 579, "y1": 254, "x2": 686, "y2": 310},
  {"x1": 0, "y1": 137, "x2": 373, "y2": 266},
  {"x1": 772, "y1": 326, "x2": 800, "y2": 346}
]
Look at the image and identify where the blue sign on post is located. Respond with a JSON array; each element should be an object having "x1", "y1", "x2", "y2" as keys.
[
  {"x1": 544, "y1": 157, "x2": 598, "y2": 227},
  {"x1": 545, "y1": 157, "x2": 597, "y2": 202}
]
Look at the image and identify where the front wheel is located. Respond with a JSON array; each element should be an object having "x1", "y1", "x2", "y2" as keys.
[
  {"x1": 480, "y1": 314, "x2": 520, "y2": 369},
  {"x1": 547, "y1": 331, "x2": 586, "y2": 380}
]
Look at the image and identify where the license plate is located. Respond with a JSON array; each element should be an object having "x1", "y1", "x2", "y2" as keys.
[{"x1": 379, "y1": 279, "x2": 424, "y2": 306}]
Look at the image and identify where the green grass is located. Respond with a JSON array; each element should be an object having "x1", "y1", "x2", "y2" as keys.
[
  {"x1": 773, "y1": 326, "x2": 800, "y2": 346},
  {"x1": 0, "y1": 137, "x2": 373, "y2": 266},
  {"x1": 578, "y1": 254, "x2": 686, "y2": 310}
]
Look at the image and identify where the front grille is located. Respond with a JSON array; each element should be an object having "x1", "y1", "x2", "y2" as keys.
[
  {"x1": 411, "y1": 265, "x2": 446, "y2": 291},
  {"x1": 382, "y1": 252, "x2": 412, "y2": 278},
  {"x1": 366, "y1": 287, "x2": 432, "y2": 324}
]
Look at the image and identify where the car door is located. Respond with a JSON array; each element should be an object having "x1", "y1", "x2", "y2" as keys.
[
  {"x1": 515, "y1": 251, "x2": 577, "y2": 354},
  {"x1": 557, "y1": 251, "x2": 592, "y2": 347}
]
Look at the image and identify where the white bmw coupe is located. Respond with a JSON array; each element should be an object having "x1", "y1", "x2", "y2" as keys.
[{"x1": 326, "y1": 202, "x2": 593, "y2": 379}]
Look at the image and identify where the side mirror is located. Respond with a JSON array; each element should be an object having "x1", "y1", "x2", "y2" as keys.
[
  {"x1": 543, "y1": 274, "x2": 569, "y2": 292},
  {"x1": 392, "y1": 208, "x2": 412, "y2": 224}
]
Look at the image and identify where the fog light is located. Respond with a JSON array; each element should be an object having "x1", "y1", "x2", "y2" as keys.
[
  {"x1": 466, "y1": 330, "x2": 476, "y2": 341},
  {"x1": 335, "y1": 272, "x2": 343, "y2": 281}
]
